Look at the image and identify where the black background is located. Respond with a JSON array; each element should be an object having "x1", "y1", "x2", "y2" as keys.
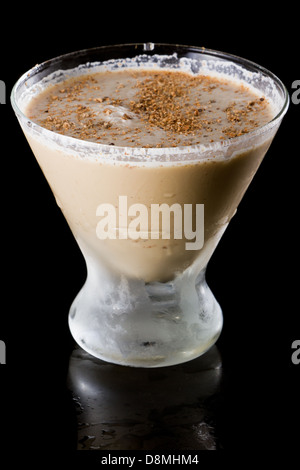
[{"x1": 0, "y1": 5, "x2": 299, "y2": 459}]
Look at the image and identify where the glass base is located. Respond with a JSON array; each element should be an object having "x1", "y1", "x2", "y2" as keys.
[{"x1": 68, "y1": 267, "x2": 223, "y2": 368}]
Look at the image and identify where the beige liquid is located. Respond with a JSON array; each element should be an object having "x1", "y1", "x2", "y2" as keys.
[{"x1": 23, "y1": 67, "x2": 275, "y2": 282}]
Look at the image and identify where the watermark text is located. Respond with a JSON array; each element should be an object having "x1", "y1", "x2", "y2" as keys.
[
  {"x1": 96, "y1": 196, "x2": 204, "y2": 250},
  {"x1": 291, "y1": 80, "x2": 300, "y2": 105},
  {"x1": 0, "y1": 340, "x2": 6, "y2": 364},
  {"x1": 291, "y1": 340, "x2": 300, "y2": 365},
  {"x1": 0, "y1": 80, "x2": 5, "y2": 104}
]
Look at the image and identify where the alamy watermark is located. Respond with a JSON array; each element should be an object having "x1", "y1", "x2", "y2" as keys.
[
  {"x1": 291, "y1": 340, "x2": 300, "y2": 365},
  {"x1": 96, "y1": 196, "x2": 204, "y2": 250},
  {"x1": 0, "y1": 80, "x2": 5, "y2": 104},
  {"x1": 291, "y1": 80, "x2": 300, "y2": 105},
  {"x1": 0, "y1": 340, "x2": 6, "y2": 364}
]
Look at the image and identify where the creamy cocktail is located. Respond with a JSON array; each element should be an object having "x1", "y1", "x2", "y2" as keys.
[{"x1": 11, "y1": 44, "x2": 289, "y2": 367}]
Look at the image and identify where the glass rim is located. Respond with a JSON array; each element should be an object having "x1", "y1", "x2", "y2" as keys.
[{"x1": 10, "y1": 42, "x2": 290, "y2": 161}]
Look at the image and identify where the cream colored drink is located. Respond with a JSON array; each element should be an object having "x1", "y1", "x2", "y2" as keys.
[
  {"x1": 23, "y1": 68, "x2": 274, "y2": 283},
  {"x1": 12, "y1": 45, "x2": 288, "y2": 366}
]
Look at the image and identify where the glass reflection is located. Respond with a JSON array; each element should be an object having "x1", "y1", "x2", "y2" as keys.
[{"x1": 67, "y1": 345, "x2": 223, "y2": 450}]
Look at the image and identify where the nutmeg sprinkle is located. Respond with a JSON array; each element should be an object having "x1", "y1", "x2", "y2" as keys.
[{"x1": 26, "y1": 68, "x2": 274, "y2": 148}]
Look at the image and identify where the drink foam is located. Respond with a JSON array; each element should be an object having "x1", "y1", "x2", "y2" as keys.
[{"x1": 17, "y1": 53, "x2": 282, "y2": 166}]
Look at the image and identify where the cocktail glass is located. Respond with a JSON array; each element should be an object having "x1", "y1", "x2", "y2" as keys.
[{"x1": 11, "y1": 44, "x2": 289, "y2": 367}]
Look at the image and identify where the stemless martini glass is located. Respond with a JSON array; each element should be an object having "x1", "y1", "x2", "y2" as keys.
[{"x1": 11, "y1": 44, "x2": 289, "y2": 367}]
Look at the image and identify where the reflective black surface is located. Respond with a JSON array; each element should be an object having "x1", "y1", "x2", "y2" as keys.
[{"x1": 67, "y1": 345, "x2": 223, "y2": 450}]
